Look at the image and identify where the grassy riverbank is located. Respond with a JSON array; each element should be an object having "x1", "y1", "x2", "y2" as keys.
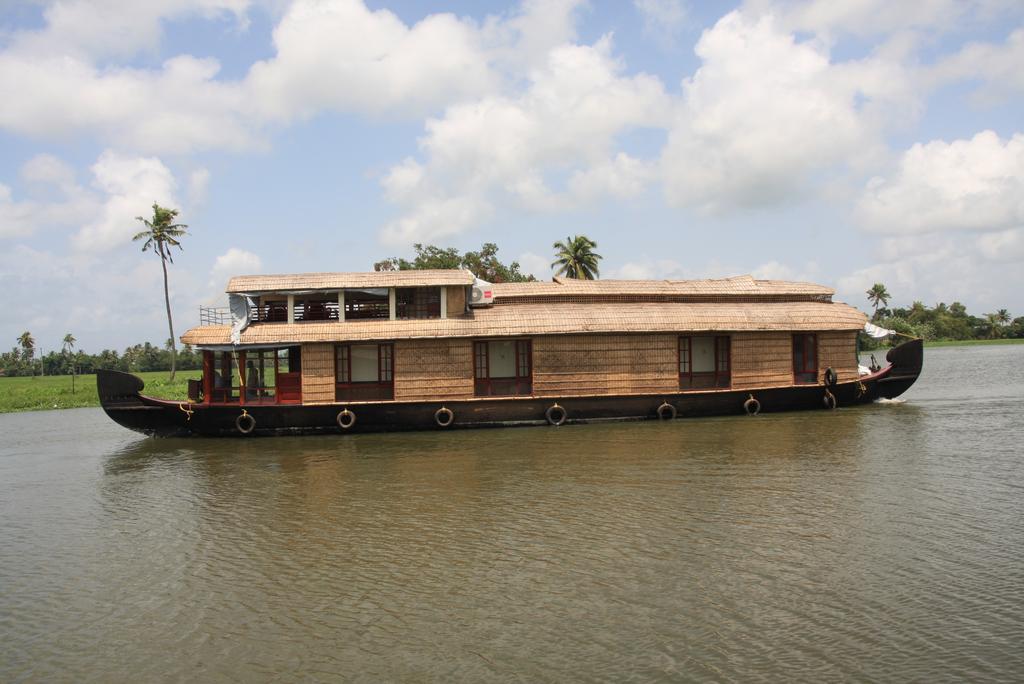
[
  {"x1": 925, "y1": 338, "x2": 1024, "y2": 347},
  {"x1": 0, "y1": 371, "x2": 201, "y2": 413}
]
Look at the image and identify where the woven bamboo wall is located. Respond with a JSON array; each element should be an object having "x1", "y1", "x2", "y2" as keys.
[
  {"x1": 446, "y1": 286, "x2": 467, "y2": 317},
  {"x1": 818, "y1": 331, "x2": 859, "y2": 383},
  {"x1": 301, "y1": 343, "x2": 336, "y2": 404},
  {"x1": 731, "y1": 331, "x2": 860, "y2": 388},
  {"x1": 532, "y1": 334, "x2": 679, "y2": 397},
  {"x1": 731, "y1": 333, "x2": 794, "y2": 389},
  {"x1": 297, "y1": 331, "x2": 861, "y2": 403},
  {"x1": 394, "y1": 339, "x2": 475, "y2": 402}
]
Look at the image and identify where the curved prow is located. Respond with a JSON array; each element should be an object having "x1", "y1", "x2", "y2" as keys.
[
  {"x1": 877, "y1": 337, "x2": 923, "y2": 399},
  {"x1": 97, "y1": 369, "x2": 146, "y2": 407}
]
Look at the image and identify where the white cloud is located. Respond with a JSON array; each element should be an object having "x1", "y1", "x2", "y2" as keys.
[
  {"x1": 247, "y1": 0, "x2": 498, "y2": 122},
  {"x1": 207, "y1": 247, "x2": 263, "y2": 301},
  {"x1": 857, "y1": 131, "x2": 1024, "y2": 235},
  {"x1": 0, "y1": 244, "x2": 191, "y2": 353},
  {"x1": 635, "y1": 0, "x2": 688, "y2": 45},
  {"x1": 835, "y1": 230, "x2": 1024, "y2": 312},
  {"x1": 0, "y1": 1, "x2": 594, "y2": 155},
  {"x1": 0, "y1": 53, "x2": 253, "y2": 154},
  {"x1": 381, "y1": 195, "x2": 493, "y2": 246},
  {"x1": 20, "y1": 154, "x2": 77, "y2": 191},
  {"x1": 517, "y1": 251, "x2": 551, "y2": 280},
  {"x1": 187, "y1": 168, "x2": 212, "y2": 208},
  {"x1": 661, "y1": 10, "x2": 898, "y2": 212},
  {"x1": 750, "y1": 0, "x2": 1022, "y2": 39},
  {"x1": 0, "y1": 156, "x2": 99, "y2": 239},
  {"x1": 0, "y1": 184, "x2": 37, "y2": 239},
  {"x1": 568, "y1": 153, "x2": 654, "y2": 202},
  {"x1": 380, "y1": 37, "x2": 670, "y2": 244},
  {"x1": 929, "y1": 28, "x2": 1024, "y2": 103},
  {"x1": 978, "y1": 228, "x2": 1024, "y2": 262},
  {"x1": 73, "y1": 151, "x2": 181, "y2": 253},
  {"x1": 8, "y1": 0, "x2": 252, "y2": 61}
]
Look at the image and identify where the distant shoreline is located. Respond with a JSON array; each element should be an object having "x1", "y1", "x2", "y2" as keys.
[
  {"x1": 1, "y1": 340, "x2": 1021, "y2": 414},
  {"x1": 0, "y1": 371, "x2": 199, "y2": 414},
  {"x1": 923, "y1": 338, "x2": 1024, "y2": 347}
]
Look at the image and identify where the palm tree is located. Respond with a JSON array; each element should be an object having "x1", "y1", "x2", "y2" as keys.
[
  {"x1": 551, "y1": 235, "x2": 602, "y2": 280},
  {"x1": 133, "y1": 203, "x2": 188, "y2": 381},
  {"x1": 908, "y1": 300, "x2": 927, "y2": 323},
  {"x1": 985, "y1": 313, "x2": 1002, "y2": 339},
  {"x1": 866, "y1": 283, "x2": 891, "y2": 320},
  {"x1": 17, "y1": 331, "x2": 35, "y2": 377},
  {"x1": 62, "y1": 333, "x2": 77, "y2": 392},
  {"x1": 996, "y1": 309, "x2": 1011, "y2": 326}
]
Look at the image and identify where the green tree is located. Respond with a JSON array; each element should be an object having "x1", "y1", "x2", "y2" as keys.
[
  {"x1": 133, "y1": 203, "x2": 188, "y2": 381},
  {"x1": 984, "y1": 313, "x2": 1003, "y2": 339},
  {"x1": 375, "y1": 243, "x2": 536, "y2": 282},
  {"x1": 17, "y1": 331, "x2": 35, "y2": 377},
  {"x1": 865, "y1": 283, "x2": 891, "y2": 320},
  {"x1": 996, "y1": 309, "x2": 1011, "y2": 326},
  {"x1": 62, "y1": 333, "x2": 77, "y2": 392},
  {"x1": 551, "y1": 235, "x2": 601, "y2": 280}
]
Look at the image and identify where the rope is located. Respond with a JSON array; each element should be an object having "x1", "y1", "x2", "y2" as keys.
[{"x1": 178, "y1": 402, "x2": 194, "y2": 422}]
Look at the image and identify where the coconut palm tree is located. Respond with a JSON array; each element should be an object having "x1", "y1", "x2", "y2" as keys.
[
  {"x1": 133, "y1": 203, "x2": 188, "y2": 381},
  {"x1": 866, "y1": 283, "x2": 891, "y2": 320},
  {"x1": 17, "y1": 331, "x2": 35, "y2": 377},
  {"x1": 996, "y1": 309, "x2": 1011, "y2": 326},
  {"x1": 551, "y1": 235, "x2": 602, "y2": 280},
  {"x1": 62, "y1": 333, "x2": 77, "y2": 392},
  {"x1": 985, "y1": 313, "x2": 1003, "y2": 339}
]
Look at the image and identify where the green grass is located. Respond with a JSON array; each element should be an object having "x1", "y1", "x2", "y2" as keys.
[
  {"x1": 925, "y1": 338, "x2": 1024, "y2": 347},
  {"x1": 0, "y1": 370, "x2": 202, "y2": 413}
]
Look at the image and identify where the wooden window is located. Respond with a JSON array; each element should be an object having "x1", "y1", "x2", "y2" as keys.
[
  {"x1": 344, "y1": 288, "x2": 390, "y2": 320},
  {"x1": 679, "y1": 336, "x2": 731, "y2": 389},
  {"x1": 204, "y1": 347, "x2": 301, "y2": 405},
  {"x1": 793, "y1": 334, "x2": 818, "y2": 384},
  {"x1": 335, "y1": 343, "x2": 394, "y2": 400},
  {"x1": 396, "y1": 287, "x2": 441, "y2": 319},
  {"x1": 473, "y1": 339, "x2": 532, "y2": 396}
]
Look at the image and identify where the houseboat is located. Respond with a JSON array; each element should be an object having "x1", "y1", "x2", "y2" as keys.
[{"x1": 97, "y1": 270, "x2": 923, "y2": 437}]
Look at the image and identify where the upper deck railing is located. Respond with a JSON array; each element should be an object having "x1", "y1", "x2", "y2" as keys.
[{"x1": 199, "y1": 306, "x2": 231, "y2": 326}]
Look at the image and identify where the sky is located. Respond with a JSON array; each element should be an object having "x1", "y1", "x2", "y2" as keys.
[{"x1": 1, "y1": 0, "x2": 1023, "y2": 353}]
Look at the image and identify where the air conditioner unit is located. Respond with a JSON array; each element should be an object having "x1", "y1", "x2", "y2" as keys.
[{"x1": 470, "y1": 277, "x2": 494, "y2": 307}]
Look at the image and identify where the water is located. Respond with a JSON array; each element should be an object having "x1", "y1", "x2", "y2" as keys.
[{"x1": 2, "y1": 345, "x2": 1023, "y2": 682}]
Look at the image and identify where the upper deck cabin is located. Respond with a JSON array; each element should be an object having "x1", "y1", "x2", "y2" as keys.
[{"x1": 181, "y1": 270, "x2": 867, "y2": 407}]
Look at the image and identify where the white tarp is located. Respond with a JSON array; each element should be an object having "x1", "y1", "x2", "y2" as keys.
[
  {"x1": 863, "y1": 322, "x2": 895, "y2": 339},
  {"x1": 229, "y1": 293, "x2": 252, "y2": 345}
]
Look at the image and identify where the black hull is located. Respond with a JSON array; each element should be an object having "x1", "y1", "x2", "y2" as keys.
[{"x1": 97, "y1": 339, "x2": 924, "y2": 438}]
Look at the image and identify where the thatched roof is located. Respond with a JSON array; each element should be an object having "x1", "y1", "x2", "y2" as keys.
[
  {"x1": 182, "y1": 300, "x2": 867, "y2": 347},
  {"x1": 227, "y1": 269, "x2": 474, "y2": 293},
  {"x1": 492, "y1": 275, "x2": 834, "y2": 300}
]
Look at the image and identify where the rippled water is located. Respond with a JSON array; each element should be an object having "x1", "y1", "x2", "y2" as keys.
[{"x1": 2, "y1": 345, "x2": 1023, "y2": 682}]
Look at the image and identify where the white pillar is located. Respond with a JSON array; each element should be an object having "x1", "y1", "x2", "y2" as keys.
[
  {"x1": 388, "y1": 288, "x2": 396, "y2": 320},
  {"x1": 287, "y1": 294, "x2": 295, "y2": 324},
  {"x1": 440, "y1": 286, "x2": 447, "y2": 319},
  {"x1": 338, "y1": 290, "x2": 345, "y2": 321}
]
